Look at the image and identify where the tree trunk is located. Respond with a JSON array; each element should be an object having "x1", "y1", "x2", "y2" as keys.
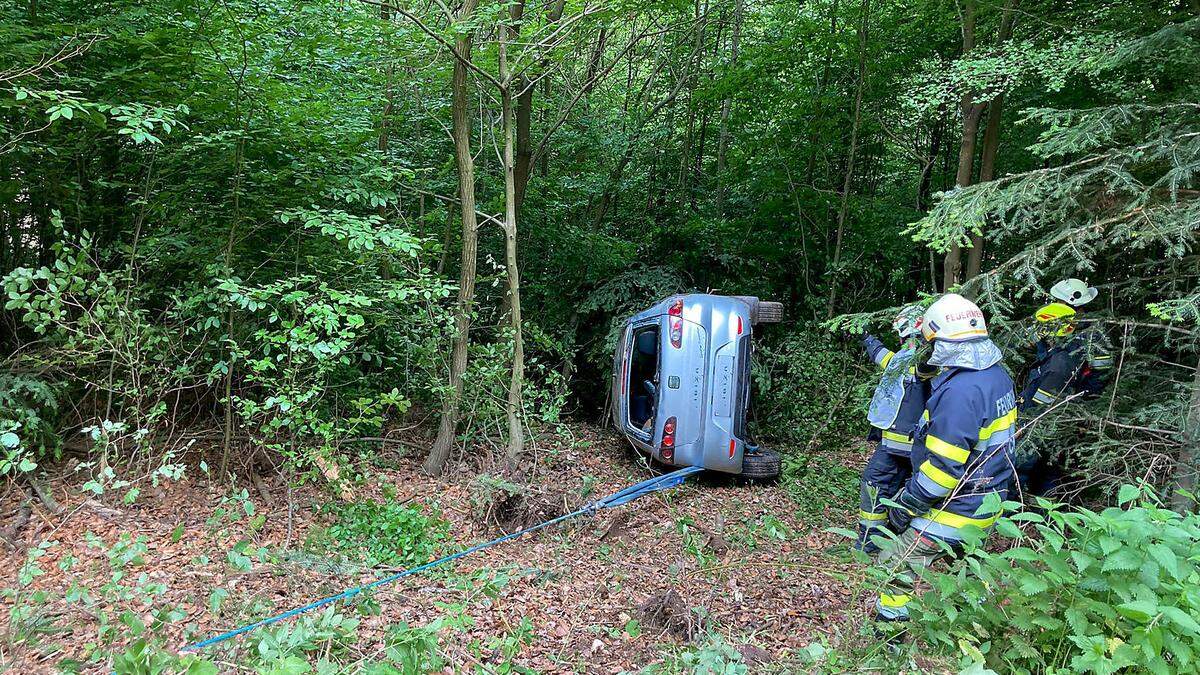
[
  {"x1": 825, "y1": 0, "x2": 870, "y2": 319},
  {"x1": 510, "y1": 0, "x2": 531, "y2": 211},
  {"x1": 425, "y1": 0, "x2": 481, "y2": 477},
  {"x1": 941, "y1": 0, "x2": 982, "y2": 291},
  {"x1": 513, "y1": 0, "x2": 564, "y2": 211},
  {"x1": 220, "y1": 134, "x2": 245, "y2": 479},
  {"x1": 917, "y1": 111, "x2": 945, "y2": 213},
  {"x1": 1172, "y1": 354, "x2": 1200, "y2": 511},
  {"x1": 965, "y1": 92, "x2": 1003, "y2": 280},
  {"x1": 805, "y1": 0, "x2": 840, "y2": 186},
  {"x1": 714, "y1": 0, "x2": 745, "y2": 212},
  {"x1": 964, "y1": 0, "x2": 1017, "y2": 281},
  {"x1": 500, "y1": 14, "x2": 526, "y2": 470},
  {"x1": 378, "y1": 13, "x2": 395, "y2": 281}
]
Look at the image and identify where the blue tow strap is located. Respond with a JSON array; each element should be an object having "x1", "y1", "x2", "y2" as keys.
[{"x1": 181, "y1": 465, "x2": 703, "y2": 652}]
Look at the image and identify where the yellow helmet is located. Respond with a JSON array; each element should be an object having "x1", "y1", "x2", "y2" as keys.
[{"x1": 1035, "y1": 302, "x2": 1077, "y2": 337}]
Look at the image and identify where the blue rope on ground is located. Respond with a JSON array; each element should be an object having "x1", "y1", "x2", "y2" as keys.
[{"x1": 181, "y1": 465, "x2": 704, "y2": 653}]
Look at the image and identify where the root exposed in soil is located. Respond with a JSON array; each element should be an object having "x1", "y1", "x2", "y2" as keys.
[
  {"x1": 638, "y1": 589, "x2": 703, "y2": 641},
  {"x1": 491, "y1": 491, "x2": 565, "y2": 532},
  {"x1": 472, "y1": 471, "x2": 568, "y2": 533}
]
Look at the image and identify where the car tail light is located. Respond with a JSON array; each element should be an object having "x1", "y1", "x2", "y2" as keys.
[
  {"x1": 668, "y1": 299, "x2": 683, "y2": 348},
  {"x1": 661, "y1": 416, "x2": 677, "y2": 461},
  {"x1": 736, "y1": 315, "x2": 743, "y2": 335},
  {"x1": 728, "y1": 438, "x2": 737, "y2": 458}
]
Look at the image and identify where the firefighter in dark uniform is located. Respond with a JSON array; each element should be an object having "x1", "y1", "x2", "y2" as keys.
[
  {"x1": 855, "y1": 306, "x2": 930, "y2": 553},
  {"x1": 873, "y1": 293, "x2": 1018, "y2": 626},
  {"x1": 1015, "y1": 279, "x2": 1113, "y2": 496}
]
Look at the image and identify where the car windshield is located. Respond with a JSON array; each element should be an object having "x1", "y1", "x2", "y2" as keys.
[{"x1": 627, "y1": 325, "x2": 660, "y2": 434}]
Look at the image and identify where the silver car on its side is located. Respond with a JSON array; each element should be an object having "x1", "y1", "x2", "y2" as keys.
[{"x1": 611, "y1": 294, "x2": 782, "y2": 477}]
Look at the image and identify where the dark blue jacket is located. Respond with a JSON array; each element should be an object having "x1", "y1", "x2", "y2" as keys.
[
  {"x1": 906, "y1": 363, "x2": 1018, "y2": 541},
  {"x1": 1020, "y1": 327, "x2": 1113, "y2": 409}
]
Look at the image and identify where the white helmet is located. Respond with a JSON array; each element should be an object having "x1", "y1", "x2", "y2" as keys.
[
  {"x1": 892, "y1": 305, "x2": 923, "y2": 339},
  {"x1": 1050, "y1": 278, "x2": 1098, "y2": 307},
  {"x1": 921, "y1": 293, "x2": 988, "y2": 342}
]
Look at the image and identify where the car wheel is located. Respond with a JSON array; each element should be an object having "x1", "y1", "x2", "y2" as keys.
[
  {"x1": 741, "y1": 448, "x2": 781, "y2": 480},
  {"x1": 751, "y1": 301, "x2": 783, "y2": 324},
  {"x1": 734, "y1": 296, "x2": 784, "y2": 325}
]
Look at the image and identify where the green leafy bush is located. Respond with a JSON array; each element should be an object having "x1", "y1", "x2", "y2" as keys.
[
  {"x1": 910, "y1": 487, "x2": 1200, "y2": 674},
  {"x1": 647, "y1": 632, "x2": 749, "y2": 674},
  {"x1": 0, "y1": 373, "x2": 61, "y2": 475},
  {"x1": 751, "y1": 327, "x2": 869, "y2": 451},
  {"x1": 315, "y1": 500, "x2": 449, "y2": 568},
  {"x1": 781, "y1": 454, "x2": 861, "y2": 519}
]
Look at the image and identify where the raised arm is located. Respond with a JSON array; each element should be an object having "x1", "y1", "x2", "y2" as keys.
[{"x1": 862, "y1": 334, "x2": 895, "y2": 369}]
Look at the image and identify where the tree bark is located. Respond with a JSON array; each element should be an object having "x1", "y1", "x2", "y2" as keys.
[
  {"x1": 942, "y1": 0, "x2": 983, "y2": 290},
  {"x1": 425, "y1": 0, "x2": 481, "y2": 477},
  {"x1": 378, "y1": 3, "x2": 395, "y2": 281},
  {"x1": 964, "y1": 92, "x2": 1003, "y2": 280},
  {"x1": 714, "y1": 0, "x2": 744, "y2": 212},
  {"x1": 805, "y1": 0, "x2": 840, "y2": 186},
  {"x1": 500, "y1": 12, "x2": 526, "y2": 470},
  {"x1": 964, "y1": 0, "x2": 1017, "y2": 280},
  {"x1": 513, "y1": 0, "x2": 565, "y2": 211},
  {"x1": 1173, "y1": 354, "x2": 1200, "y2": 511},
  {"x1": 920, "y1": 111, "x2": 947, "y2": 293},
  {"x1": 825, "y1": 0, "x2": 870, "y2": 319}
]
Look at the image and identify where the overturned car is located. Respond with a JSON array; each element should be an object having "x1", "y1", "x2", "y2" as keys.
[{"x1": 611, "y1": 294, "x2": 782, "y2": 478}]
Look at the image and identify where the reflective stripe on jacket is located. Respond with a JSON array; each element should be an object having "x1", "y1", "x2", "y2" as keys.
[
  {"x1": 1019, "y1": 339, "x2": 1083, "y2": 410},
  {"x1": 907, "y1": 363, "x2": 1018, "y2": 540}
]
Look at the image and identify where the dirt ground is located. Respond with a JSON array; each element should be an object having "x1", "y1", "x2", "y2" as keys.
[{"x1": 0, "y1": 425, "x2": 867, "y2": 673}]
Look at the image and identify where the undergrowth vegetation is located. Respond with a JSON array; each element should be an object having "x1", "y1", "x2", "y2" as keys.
[
  {"x1": 911, "y1": 488, "x2": 1200, "y2": 674},
  {"x1": 2, "y1": 0, "x2": 1198, "y2": 671},
  {"x1": 311, "y1": 500, "x2": 449, "y2": 569}
]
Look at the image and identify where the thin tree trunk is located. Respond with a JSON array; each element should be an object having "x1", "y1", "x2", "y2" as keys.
[
  {"x1": 220, "y1": 135, "x2": 244, "y2": 479},
  {"x1": 513, "y1": 0, "x2": 564, "y2": 211},
  {"x1": 1173, "y1": 354, "x2": 1200, "y2": 511},
  {"x1": 825, "y1": 0, "x2": 870, "y2": 319},
  {"x1": 920, "y1": 112, "x2": 946, "y2": 293},
  {"x1": 917, "y1": 112, "x2": 945, "y2": 213},
  {"x1": 965, "y1": 92, "x2": 1003, "y2": 280},
  {"x1": 378, "y1": 46, "x2": 395, "y2": 280},
  {"x1": 500, "y1": 8, "x2": 526, "y2": 469},
  {"x1": 436, "y1": 203, "x2": 454, "y2": 275},
  {"x1": 714, "y1": 0, "x2": 745, "y2": 212},
  {"x1": 942, "y1": 0, "x2": 983, "y2": 291},
  {"x1": 964, "y1": 0, "x2": 1017, "y2": 280},
  {"x1": 425, "y1": 0, "x2": 481, "y2": 477}
]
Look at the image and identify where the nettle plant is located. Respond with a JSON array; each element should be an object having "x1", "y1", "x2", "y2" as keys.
[{"x1": 909, "y1": 486, "x2": 1200, "y2": 674}]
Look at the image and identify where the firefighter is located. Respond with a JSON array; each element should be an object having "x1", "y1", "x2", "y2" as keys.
[
  {"x1": 1042, "y1": 278, "x2": 1113, "y2": 396},
  {"x1": 1014, "y1": 279, "x2": 1113, "y2": 495},
  {"x1": 873, "y1": 293, "x2": 1017, "y2": 628},
  {"x1": 854, "y1": 306, "x2": 930, "y2": 554}
]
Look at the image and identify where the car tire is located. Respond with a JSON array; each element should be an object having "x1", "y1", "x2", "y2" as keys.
[
  {"x1": 734, "y1": 296, "x2": 784, "y2": 325},
  {"x1": 752, "y1": 301, "x2": 783, "y2": 324},
  {"x1": 741, "y1": 448, "x2": 781, "y2": 480}
]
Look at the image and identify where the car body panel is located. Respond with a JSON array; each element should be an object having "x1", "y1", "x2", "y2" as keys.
[{"x1": 611, "y1": 294, "x2": 759, "y2": 474}]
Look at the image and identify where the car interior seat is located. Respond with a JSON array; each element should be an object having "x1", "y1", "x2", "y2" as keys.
[{"x1": 635, "y1": 329, "x2": 657, "y2": 357}]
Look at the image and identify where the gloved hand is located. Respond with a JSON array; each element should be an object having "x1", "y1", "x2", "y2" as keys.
[
  {"x1": 915, "y1": 360, "x2": 939, "y2": 380},
  {"x1": 860, "y1": 333, "x2": 877, "y2": 349},
  {"x1": 886, "y1": 488, "x2": 930, "y2": 533}
]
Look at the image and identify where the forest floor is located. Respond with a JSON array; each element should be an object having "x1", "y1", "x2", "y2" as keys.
[{"x1": 1, "y1": 424, "x2": 871, "y2": 673}]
